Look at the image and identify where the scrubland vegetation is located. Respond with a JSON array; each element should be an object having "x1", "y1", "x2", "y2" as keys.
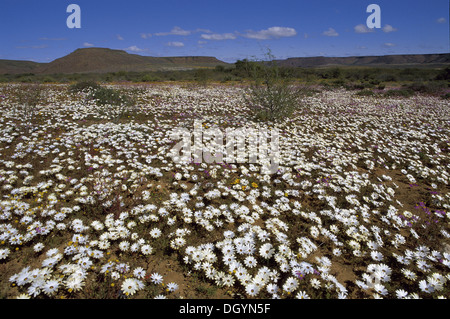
[{"x1": 0, "y1": 61, "x2": 449, "y2": 299}]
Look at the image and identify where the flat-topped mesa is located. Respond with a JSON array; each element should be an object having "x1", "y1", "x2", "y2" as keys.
[{"x1": 0, "y1": 47, "x2": 229, "y2": 75}]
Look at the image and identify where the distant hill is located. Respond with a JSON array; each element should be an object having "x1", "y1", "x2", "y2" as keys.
[
  {"x1": 1, "y1": 48, "x2": 448, "y2": 75},
  {"x1": 0, "y1": 48, "x2": 229, "y2": 75},
  {"x1": 276, "y1": 53, "x2": 450, "y2": 68},
  {"x1": 0, "y1": 60, "x2": 42, "y2": 74}
]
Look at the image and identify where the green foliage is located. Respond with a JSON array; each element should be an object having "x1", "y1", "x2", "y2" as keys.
[
  {"x1": 383, "y1": 88, "x2": 415, "y2": 98},
  {"x1": 68, "y1": 80, "x2": 101, "y2": 94},
  {"x1": 441, "y1": 92, "x2": 450, "y2": 100},
  {"x1": 1, "y1": 62, "x2": 448, "y2": 95},
  {"x1": 435, "y1": 67, "x2": 450, "y2": 81},
  {"x1": 42, "y1": 76, "x2": 56, "y2": 83},
  {"x1": 355, "y1": 89, "x2": 376, "y2": 97},
  {"x1": 139, "y1": 74, "x2": 160, "y2": 82},
  {"x1": 194, "y1": 69, "x2": 209, "y2": 86},
  {"x1": 405, "y1": 81, "x2": 447, "y2": 95},
  {"x1": 90, "y1": 86, "x2": 135, "y2": 107},
  {"x1": 244, "y1": 51, "x2": 304, "y2": 122},
  {"x1": 68, "y1": 80, "x2": 137, "y2": 109}
]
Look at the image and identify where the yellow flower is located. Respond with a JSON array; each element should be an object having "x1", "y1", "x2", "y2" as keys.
[{"x1": 251, "y1": 182, "x2": 258, "y2": 188}]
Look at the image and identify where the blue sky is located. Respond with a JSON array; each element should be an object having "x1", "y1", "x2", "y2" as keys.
[{"x1": 0, "y1": 0, "x2": 448, "y2": 63}]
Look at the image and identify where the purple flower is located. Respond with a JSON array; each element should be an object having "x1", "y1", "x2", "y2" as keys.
[
  {"x1": 295, "y1": 271, "x2": 305, "y2": 280},
  {"x1": 435, "y1": 210, "x2": 446, "y2": 217}
]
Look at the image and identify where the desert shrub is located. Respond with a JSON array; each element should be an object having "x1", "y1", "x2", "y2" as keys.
[
  {"x1": 441, "y1": 92, "x2": 450, "y2": 100},
  {"x1": 69, "y1": 80, "x2": 101, "y2": 94},
  {"x1": 139, "y1": 74, "x2": 160, "y2": 82},
  {"x1": 90, "y1": 87, "x2": 121, "y2": 105},
  {"x1": 345, "y1": 82, "x2": 375, "y2": 90},
  {"x1": 355, "y1": 89, "x2": 375, "y2": 97},
  {"x1": 435, "y1": 67, "x2": 450, "y2": 81},
  {"x1": 215, "y1": 65, "x2": 226, "y2": 72},
  {"x1": 383, "y1": 88, "x2": 415, "y2": 98},
  {"x1": 42, "y1": 76, "x2": 56, "y2": 83},
  {"x1": 90, "y1": 86, "x2": 136, "y2": 107},
  {"x1": 330, "y1": 78, "x2": 347, "y2": 88},
  {"x1": 244, "y1": 51, "x2": 304, "y2": 122},
  {"x1": 194, "y1": 69, "x2": 210, "y2": 87},
  {"x1": 405, "y1": 81, "x2": 447, "y2": 95},
  {"x1": 385, "y1": 74, "x2": 399, "y2": 82},
  {"x1": 17, "y1": 76, "x2": 34, "y2": 83}
]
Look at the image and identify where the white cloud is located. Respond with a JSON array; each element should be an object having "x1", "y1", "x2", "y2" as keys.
[
  {"x1": 437, "y1": 17, "x2": 447, "y2": 24},
  {"x1": 83, "y1": 42, "x2": 94, "y2": 47},
  {"x1": 117, "y1": 34, "x2": 124, "y2": 40},
  {"x1": 166, "y1": 41, "x2": 185, "y2": 47},
  {"x1": 124, "y1": 45, "x2": 147, "y2": 52},
  {"x1": 39, "y1": 37, "x2": 67, "y2": 41},
  {"x1": 155, "y1": 26, "x2": 191, "y2": 36},
  {"x1": 383, "y1": 42, "x2": 396, "y2": 47},
  {"x1": 16, "y1": 44, "x2": 48, "y2": 49},
  {"x1": 322, "y1": 27, "x2": 339, "y2": 37},
  {"x1": 354, "y1": 24, "x2": 375, "y2": 33},
  {"x1": 140, "y1": 33, "x2": 152, "y2": 39},
  {"x1": 242, "y1": 26, "x2": 297, "y2": 40},
  {"x1": 201, "y1": 33, "x2": 237, "y2": 40},
  {"x1": 195, "y1": 28, "x2": 213, "y2": 34},
  {"x1": 382, "y1": 24, "x2": 397, "y2": 33}
]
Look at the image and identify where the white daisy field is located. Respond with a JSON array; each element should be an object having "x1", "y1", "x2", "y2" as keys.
[{"x1": 0, "y1": 82, "x2": 449, "y2": 299}]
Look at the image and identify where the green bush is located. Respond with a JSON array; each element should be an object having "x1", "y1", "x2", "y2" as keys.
[
  {"x1": 244, "y1": 51, "x2": 303, "y2": 122},
  {"x1": 435, "y1": 67, "x2": 450, "y2": 81},
  {"x1": 90, "y1": 87, "x2": 135, "y2": 106},
  {"x1": 42, "y1": 76, "x2": 55, "y2": 83},
  {"x1": 355, "y1": 89, "x2": 375, "y2": 97},
  {"x1": 139, "y1": 74, "x2": 160, "y2": 82},
  {"x1": 68, "y1": 80, "x2": 136, "y2": 107},
  {"x1": 383, "y1": 88, "x2": 415, "y2": 98},
  {"x1": 69, "y1": 80, "x2": 101, "y2": 93},
  {"x1": 406, "y1": 81, "x2": 446, "y2": 95}
]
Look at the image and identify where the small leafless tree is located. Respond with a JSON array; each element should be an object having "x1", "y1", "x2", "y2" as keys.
[{"x1": 16, "y1": 84, "x2": 45, "y2": 131}]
